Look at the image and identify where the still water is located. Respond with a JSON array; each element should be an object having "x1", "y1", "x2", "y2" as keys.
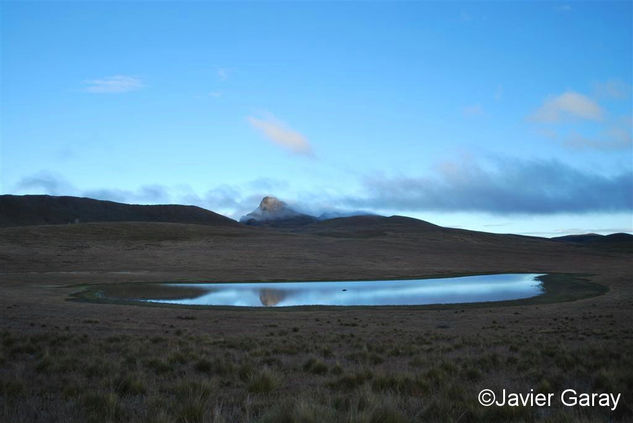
[{"x1": 143, "y1": 273, "x2": 544, "y2": 307}]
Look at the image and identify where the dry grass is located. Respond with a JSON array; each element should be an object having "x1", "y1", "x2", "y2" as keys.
[
  {"x1": 1, "y1": 221, "x2": 631, "y2": 422},
  {"x1": 1, "y1": 318, "x2": 632, "y2": 422}
]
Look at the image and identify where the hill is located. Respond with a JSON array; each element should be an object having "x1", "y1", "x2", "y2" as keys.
[
  {"x1": 552, "y1": 232, "x2": 633, "y2": 253},
  {"x1": 0, "y1": 195, "x2": 238, "y2": 227}
]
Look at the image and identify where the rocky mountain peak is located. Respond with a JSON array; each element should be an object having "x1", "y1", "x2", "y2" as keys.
[
  {"x1": 239, "y1": 196, "x2": 318, "y2": 227},
  {"x1": 259, "y1": 196, "x2": 287, "y2": 213}
]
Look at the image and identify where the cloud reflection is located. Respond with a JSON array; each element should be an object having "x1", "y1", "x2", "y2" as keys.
[{"x1": 147, "y1": 274, "x2": 544, "y2": 307}]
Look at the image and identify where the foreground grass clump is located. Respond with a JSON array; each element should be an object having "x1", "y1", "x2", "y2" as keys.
[
  {"x1": 81, "y1": 392, "x2": 122, "y2": 423},
  {"x1": 115, "y1": 374, "x2": 147, "y2": 396},
  {"x1": 303, "y1": 357, "x2": 329, "y2": 375},
  {"x1": 0, "y1": 324, "x2": 631, "y2": 422},
  {"x1": 247, "y1": 367, "x2": 280, "y2": 393}
]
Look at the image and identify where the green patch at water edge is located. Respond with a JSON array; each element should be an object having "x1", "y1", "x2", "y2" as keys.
[{"x1": 68, "y1": 273, "x2": 607, "y2": 310}]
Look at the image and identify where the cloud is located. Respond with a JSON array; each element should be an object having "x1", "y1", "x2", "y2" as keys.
[
  {"x1": 463, "y1": 104, "x2": 484, "y2": 117},
  {"x1": 530, "y1": 91, "x2": 603, "y2": 122},
  {"x1": 594, "y1": 79, "x2": 631, "y2": 100},
  {"x1": 12, "y1": 158, "x2": 632, "y2": 219},
  {"x1": 564, "y1": 127, "x2": 632, "y2": 151},
  {"x1": 81, "y1": 185, "x2": 172, "y2": 204},
  {"x1": 199, "y1": 185, "x2": 243, "y2": 211},
  {"x1": 342, "y1": 158, "x2": 632, "y2": 214},
  {"x1": 180, "y1": 184, "x2": 282, "y2": 220},
  {"x1": 247, "y1": 114, "x2": 313, "y2": 155},
  {"x1": 12, "y1": 173, "x2": 171, "y2": 204},
  {"x1": 83, "y1": 75, "x2": 143, "y2": 93},
  {"x1": 245, "y1": 178, "x2": 290, "y2": 192},
  {"x1": 531, "y1": 87, "x2": 631, "y2": 151},
  {"x1": 541, "y1": 116, "x2": 633, "y2": 151},
  {"x1": 9, "y1": 173, "x2": 283, "y2": 217},
  {"x1": 14, "y1": 172, "x2": 75, "y2": 196}
]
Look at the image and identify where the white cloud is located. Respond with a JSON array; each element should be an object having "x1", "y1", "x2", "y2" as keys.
[
  {"x1": 247, "y1": 115, "x2": 313, "y2": 155},
  {"x1": 531, "y1": 91, "x2": 603, "y2": 122},
  {"x1": 83, "y1": 75, "x2": 143, "y2": 93}
]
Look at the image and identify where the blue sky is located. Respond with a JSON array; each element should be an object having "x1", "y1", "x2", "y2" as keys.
[{"x1": 1, "y1": 1, "x2": 631, "y2": 235}]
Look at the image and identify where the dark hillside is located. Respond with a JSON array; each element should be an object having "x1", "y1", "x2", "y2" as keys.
[
  {"x1": 0, "y1": 195, "x2": 238, "y2": 227},
  {"x1": 552, "y1": 232, "x2": 633, "y2": 253}
]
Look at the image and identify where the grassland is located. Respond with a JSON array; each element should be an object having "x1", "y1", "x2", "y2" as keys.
[
  {"x1": 1, "y1": 221, "x2": 631, "y2": 422},
  {"x1": 3, "y1": 319, "x2": 632, "y2": 422},
  {"x1": 69, "y1": 273, "x2": 608, "y2": 310}
]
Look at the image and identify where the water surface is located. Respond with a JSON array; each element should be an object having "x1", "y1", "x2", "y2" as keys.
[{"x1": 143, "y1": 273, "x2": 544, "y2": 307}]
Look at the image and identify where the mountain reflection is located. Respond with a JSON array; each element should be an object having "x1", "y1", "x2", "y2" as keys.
[
  {"x1": 258, "y1": 288, "x2": 287, "y2": 306},
  {"x1": 148, "y1": 274, "x2": 545, "y2": 307}
]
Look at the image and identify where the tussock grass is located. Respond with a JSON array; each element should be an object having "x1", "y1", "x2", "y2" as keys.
[
  {"x1": 303, "y1": 357, "x2": 328, "y2": 375},
  {"x1": 0, "y1": 325, "x2": 631, "y2": 422},
  {"x1": 247, "y1": 367, "x2": 280, "y2": 393}
]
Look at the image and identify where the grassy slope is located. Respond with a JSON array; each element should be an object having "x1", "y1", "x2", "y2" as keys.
[
  {"x1": 0, "y1": 195, "x2": 238, "y2": 227},
  {"x1": 0, "y1": 220, "x2": 614, "y2": 279},
  {"x1": 0, "y1": 221, "x2": 631, "y2": 422}
]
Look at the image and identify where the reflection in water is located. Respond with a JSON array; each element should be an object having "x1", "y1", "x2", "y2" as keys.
[
  {"x1": 144, "y1": 274, "x2": 545, "y2": 307},
  {"x1": 258, "y1": 289, "x2": 286, "y2": 306}
]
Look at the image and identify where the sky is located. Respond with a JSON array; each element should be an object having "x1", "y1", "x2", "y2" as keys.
[{"x1": 1, "y1": 1, "x2": 632, "y2": 236}]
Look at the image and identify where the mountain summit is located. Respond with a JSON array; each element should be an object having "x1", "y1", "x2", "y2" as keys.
[{"x1": 239, "y1": 196, "x2": 317, "y2": 227}]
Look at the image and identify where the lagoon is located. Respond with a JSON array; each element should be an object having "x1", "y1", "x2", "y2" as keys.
[{"x1": 143, "y1": 273, "x2": 544, "y2": 307}]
